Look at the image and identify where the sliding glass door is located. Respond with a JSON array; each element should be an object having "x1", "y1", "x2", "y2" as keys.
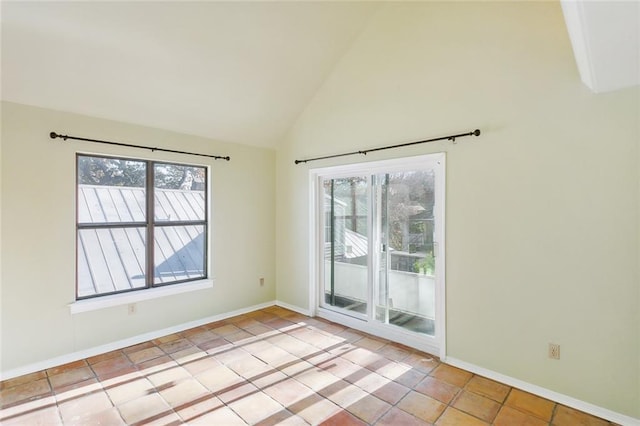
[{"x1": 315, "y1": 154, "x2": 444, "y2": 354}]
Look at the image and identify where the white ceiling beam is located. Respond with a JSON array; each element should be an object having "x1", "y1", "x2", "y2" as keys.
[{"x1": 561, "y1": 0, "x2": 640, "y2": 93}]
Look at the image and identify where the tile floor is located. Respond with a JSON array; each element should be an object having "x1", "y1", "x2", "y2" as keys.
[{"x1": 0, "y1": 306, "x2": 616, "y2": 425}]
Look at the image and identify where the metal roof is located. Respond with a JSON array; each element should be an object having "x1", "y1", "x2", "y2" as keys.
[{"x1": 77, "y1": 185, "x2": 205, "y2": 298}]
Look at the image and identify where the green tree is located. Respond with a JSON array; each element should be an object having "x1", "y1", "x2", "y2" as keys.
[
  {"x1": 386, "y1": 170, "x2": 434, "y2": 252},
  {"x1": 78, "y1": 156, "x2": 205, "y2": 190},
  {"x1": 154, "y1": 164, "x2": 205, "y2": 190},
  {"x1": 78, "y1": 156, "x2": 145, "y2": 187}
]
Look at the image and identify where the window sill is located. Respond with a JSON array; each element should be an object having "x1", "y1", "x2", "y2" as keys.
[{"x1": 69, "y1": 279, "x2": 214, "y2": 314}]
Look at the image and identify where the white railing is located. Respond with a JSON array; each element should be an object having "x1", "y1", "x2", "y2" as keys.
[{"x1": 324, "y1": 261, "x2": 435, "y2": 319}]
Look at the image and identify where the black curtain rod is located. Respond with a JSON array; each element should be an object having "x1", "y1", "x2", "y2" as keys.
[
  {"x1": 294, "y1": 129, "x2": 481, "y2": 165},
  {"x1": 50, "y1": 132, "x2": 231, "y2": 161}
]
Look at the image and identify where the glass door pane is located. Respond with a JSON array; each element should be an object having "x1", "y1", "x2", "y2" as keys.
[
  {"x1": 322, "y1": 176, "x2": 369, "y2": 316},
  {"x1": 375, "y1": 170, "x2": 436, "y2": 336}
]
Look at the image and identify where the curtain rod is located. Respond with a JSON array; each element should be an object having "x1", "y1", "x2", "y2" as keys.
[
  {"x1": 49, "y1": 132, "x2": 231, "y2": 161},
  {"x1": 294, "y1": 129, "x2": 480, "y2": 165}
]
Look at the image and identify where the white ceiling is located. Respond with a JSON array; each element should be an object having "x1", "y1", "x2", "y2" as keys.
[
  {"x1": 1, "y1": 1, "x2": 379, "y2": 149},
  {"x1": 2, "y1": 2, "x2": 638, "y2": 149}
]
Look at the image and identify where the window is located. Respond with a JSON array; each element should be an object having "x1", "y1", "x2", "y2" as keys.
[{"x1": 76, "y1": 154, "x2": 208, "y2": 299}]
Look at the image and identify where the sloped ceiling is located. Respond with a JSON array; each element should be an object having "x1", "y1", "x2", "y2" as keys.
[
  {"x1": 1, "y1": 1, "x2": 379, "y2": 148},
  {"x1": 1, "y1": 2, "x2": 637, "y2": 149},
  {"x1": 561, "y1": 0, "x2": 639, "y2": 93}
]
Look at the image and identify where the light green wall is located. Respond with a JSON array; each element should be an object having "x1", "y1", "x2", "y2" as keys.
[
  {"x1": 1, "y1": 102, "x2": 276, "y2": 371},
  {"x1": 276, "y1": 2, "x2": 639, "y2": 418},
  {"x1": 1, "y1": 1, "x2": 638, "y2": 419}
]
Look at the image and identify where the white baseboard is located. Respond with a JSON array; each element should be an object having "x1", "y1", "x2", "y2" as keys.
[
  {"x1": 445, "y1": 357, "x2": 640, "y2": 426},
  {"x1": 1, "y1": 300, "x2": 276, "y2": 381},
  {"x1": 275, "y1": 300, "x2": 312, "y2": 316}
]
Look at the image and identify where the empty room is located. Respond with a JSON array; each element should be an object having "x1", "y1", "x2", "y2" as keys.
[{"x1": 1, "y1": 1, "x2": 639, "y2": 425}]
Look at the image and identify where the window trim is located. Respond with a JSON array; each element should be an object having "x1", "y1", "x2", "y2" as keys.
[
  {"x1": 76, "y1": 153, "x2": 210, "y2": 300},
  {"x1": 68, "y1": 278, "x2": 214, "y2": 314}
]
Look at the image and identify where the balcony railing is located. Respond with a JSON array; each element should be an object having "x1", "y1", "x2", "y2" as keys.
[{"x1": 324, "y1": 261, "x2": 435, "y2": 320}]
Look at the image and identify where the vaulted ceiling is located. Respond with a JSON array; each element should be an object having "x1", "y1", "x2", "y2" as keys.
[
  {"x1": 1, "y1": 2, "x2": 379, "y2": 148},
  {"x1": 2, "y1": 2, "x2": 638, "y2": 149}
]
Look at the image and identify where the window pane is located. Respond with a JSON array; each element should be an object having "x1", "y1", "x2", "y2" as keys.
[
  {"x1": 154, "y1": 225, "x2": 205, "y2": 284},
  {"x1": 154, "y1": 164, "x2": 206, "y2": 221},
  {"x1": 77, "y1": 227, "x2": 147, "y2": 298},
  {"x1": 77, "y1": 156, "x2": 146, "y2": 224}
]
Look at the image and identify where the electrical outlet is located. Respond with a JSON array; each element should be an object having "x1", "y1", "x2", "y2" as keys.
[
  {"x1": 128, "y1": 303, "x2": 137, "y2": 315},
  {"x1": 548, "y1": 343, "x2": 560, "y2": 360},
  {"x1": 259, "y1": 277, "x2": 265, "y2": 286}
]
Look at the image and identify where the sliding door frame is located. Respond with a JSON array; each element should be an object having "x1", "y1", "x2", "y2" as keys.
[{"x1": 308, "y1": 153, "x2": 446, "y2": 359}]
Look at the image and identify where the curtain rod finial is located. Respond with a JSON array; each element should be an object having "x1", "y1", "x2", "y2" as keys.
[
  {"x1": 50, "y1": 132, "x2": 58, "y2": 139},
  {"x1": 473, "y1": 129, "x2": 481, "y2": 136}
]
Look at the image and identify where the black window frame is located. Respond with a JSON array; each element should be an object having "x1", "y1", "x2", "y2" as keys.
[{"x1": 76, "y1": 153, "x2": 209, "y2": 300}]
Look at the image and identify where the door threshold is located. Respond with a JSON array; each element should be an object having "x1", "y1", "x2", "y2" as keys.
[{"x1": 317, "y1": 307, "x2": 440, "y2": 357}]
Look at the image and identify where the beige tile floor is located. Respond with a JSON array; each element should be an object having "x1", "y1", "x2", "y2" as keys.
[{"x1": 0, "y1": 306, "x2": 616, "y2": 425}]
